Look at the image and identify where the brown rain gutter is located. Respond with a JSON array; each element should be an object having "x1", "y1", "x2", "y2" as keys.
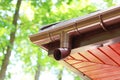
[
  {"x1": 29, "y1": 6, "x2": 120, "y2": 60},
  {"x1": 30, "y1": 6, "x2": 120, "y2": 44}
]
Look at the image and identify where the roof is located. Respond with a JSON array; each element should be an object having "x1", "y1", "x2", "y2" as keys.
[
  {"x1": 29, "y1": 5, "x2": 120, "y2": 80},
  {"x1": 64, "y1": 40, "x2": 120, "y2": 80}
]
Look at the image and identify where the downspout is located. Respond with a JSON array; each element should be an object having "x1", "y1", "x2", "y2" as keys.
[{"x1": 54, "y1": 31, "x2": 71, "y2": 60}]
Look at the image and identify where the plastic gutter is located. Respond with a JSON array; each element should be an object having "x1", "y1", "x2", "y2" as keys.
[{"x1": 29, "y1": 5, "x2": 120, "y2": 48}]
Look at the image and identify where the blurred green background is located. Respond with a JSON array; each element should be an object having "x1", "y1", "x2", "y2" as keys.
[{"x1": 0, "y1": 0, "x2": 119, "y2": 80}]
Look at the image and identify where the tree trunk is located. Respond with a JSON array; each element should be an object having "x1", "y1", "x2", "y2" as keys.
[
  {"x1": 0, "y1": 0, "x2": 22, "y2": 80},
  {"x1": 58, "y1": 69, "x2": 63, "y2": 80},
  {"x1": 34, "y1": 64, "x2": 41, "y2": 80}
]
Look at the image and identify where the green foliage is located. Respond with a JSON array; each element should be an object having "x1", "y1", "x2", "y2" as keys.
[
  {"x1": 0, "y1": 0, "x2": 119, "y2": 80},
  {"x1": 104, "y1": 0, "x2": 115, "y2": 7},
  {"x1": 0, "y1": 0, "x2": 12, "y2": 10},
  {"x1": 75, "y1": 76, "x2": 82, "y2": 80}
]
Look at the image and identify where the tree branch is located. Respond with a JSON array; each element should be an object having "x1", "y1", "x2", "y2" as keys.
[{"x1": 0, "y1": 0, "x2": 22, "y2": 80}]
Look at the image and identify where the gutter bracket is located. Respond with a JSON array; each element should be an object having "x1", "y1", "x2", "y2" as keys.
[
  {"x1": 49, "y1": 32, "x2": 54, "y2": 41},
  {"x1": 74, "y1": 21, "x2": 81, "y2": 34},
  {"x1": 99, "y1": 15, "x2": 108, "y2": 31}
]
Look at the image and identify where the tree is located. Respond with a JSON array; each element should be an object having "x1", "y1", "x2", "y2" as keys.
[
  {"x1": 0, "y1": 0, "x2": 118, "y2": 80},
  {"x1": 0, "y1": 0, "x2": 22, "y2": 80}
]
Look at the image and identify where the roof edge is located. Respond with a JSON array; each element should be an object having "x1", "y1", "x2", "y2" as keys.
[{"x1": 29, "y1": 6, "x2": 120, "y2": 46}]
